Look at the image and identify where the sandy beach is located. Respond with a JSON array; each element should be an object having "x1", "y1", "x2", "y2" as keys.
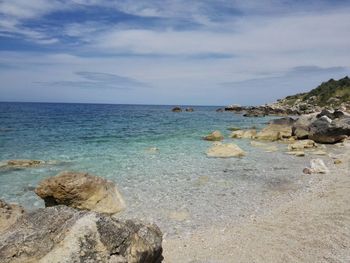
[{"x1": 164, "y1": 142, "x2": 350, "y2": 263}]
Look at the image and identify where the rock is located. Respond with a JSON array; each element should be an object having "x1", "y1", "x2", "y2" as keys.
[
  {"x1": 35, "y1": 172, "x2": 126, "y2": 214},
  {"x1": 227, "y1": 127, "x2": 241, "y2": 131},
  {"x1": 311, "y1": 150, "x2": 327, "y2": 155},
  {"x1": 310, "y1": 159, "x2": 329, "y2": 174},
  {"x1": 287, "y1": 139, "x2": 316, "y2": 151},
  {"x1": 0, "y1": 206, "x2": 163, "y2": 263},
  {"x1": 185, "y1": 108, "x2": 194, "y2": 112},
  {"x1": 287, "y1": 151, "x2": 305, "y2": 157},
  {"x1": 206, "y1": 143, "x2": 245, "y2": 158},
  {"x1": 230, "y1": 129, "x2": 257, "y2": 139},
  {"x1": 334, "y1": 159, "x2": 342, "y2": 164},
  {"x1": 292, "y1": 113, "x2": 318, "y2": 139},
  {"x1": 145, "y1": 147, "x2": 159, "y2": 153},
  {"x1": 303, "y1": 168, "x2": 313, "y2": 174},
  {"x1": 256, "y1": 124, "x2": 292, "y2": 141},
  {"x1": 309, "y1": 117, "x2": 350, "y2": 143},
  {"x1": 319, "y1": 115, "x2": 332, "y2": 123},
  {"x1": 168, "y1": 210, "x2": 190, "y2": 221},
  {"x1": 243, "y1": 110, "x2": 266, "y2": 117},
  {"x1": 333, "y1": 110, "x2": 345, "y2": 119},
  {"x1": 203, "y1": 130, "x2": 224, "y2": 141},
  {"x1": 316, "y1": 109, "x2": 334, "y2": 119},
  {"x1": 0, "y1": 200, "x2": 25, "y2": 233},
  {"x1": 171, "y1": 107, "x2": 182, "y2": 112},
  {"x1": 269, "y1": 117, "x2": 295, "y2": 126},
  {"x1": 0, "y1": 159, "x2": 45, "y2": 169},
  {"x1": 216, "y1": 108, "x2": 224, "y2": 112}
]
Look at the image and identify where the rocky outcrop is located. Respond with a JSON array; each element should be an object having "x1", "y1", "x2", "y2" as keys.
[
  {"x1": 203, "y1": 130, "x2": 224, "y2": 141},
  {"x1": 206, "y1": 142, "x2": 245, "y2": 158},
  {"x1": 0, "y1": 200, "x2": 25, "y2": 233},
  {"x1": 185, "y1": 108, "x2": 194, "y2": 112},
  {"x1": 35, "y1": 172, "x2": 126, "y2": 214},
  {"x1": 230, "y1": 129, "x2": 257, "y2": 139},
  {"x1": 0, "y1": 205, "x2": 163, "y2": 263},
  {"x1": 171, "y1": 107, "x2": 182, "y2": 112}
]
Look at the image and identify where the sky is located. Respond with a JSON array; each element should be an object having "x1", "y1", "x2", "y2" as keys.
[{"x1": 0, "y1": 0, "x2": 350, "y2": 105}]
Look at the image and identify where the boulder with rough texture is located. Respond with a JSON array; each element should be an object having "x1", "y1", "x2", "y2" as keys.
[
  {"x1": 256, "y1": 124, "x2": 292, "y2": 141},
  {"x1": 287, "y1": 139, "x2": 317, "y2": 151},
  {"x1": 0, "y1": 206, "x2": 163, "y2": 263},
  {"x1": 206, "y1": 143, "x2": 245, "y2": 158},
  {"x1": 35, "y1": 172, "x2": 126, "y2": 214},
  {"x1": 309, "y1": 117, "x2": 350, "y2": 143},
  {"x1": 203, "y1": 130, "x2": 224, "y2": 141},
  {"x1": 230, "y1": 129, "x2": 257, "y2": 139},
  {"x1": 0, "y1": 200, "x2": 25, "y2": 233},
  {"x1": 269, "y1": 117, "x2": 296, "y2": 126},
  {"x1": 292, "y1": 113, "x2": 318, "y2": 139}
]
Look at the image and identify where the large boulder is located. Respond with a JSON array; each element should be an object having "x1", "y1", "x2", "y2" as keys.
[
  {"x1": 203, "y1": 130, "x2": 224, "y2": 141},
  {"x1": 256, "y1": 124, "x2": 292, "y2": 141},
  {"x1": 309, "y1": 117, "x2": 350, "y2": 143},
  {"x1": 0, "y1": 206, "x2": 163, "y2": 263},
  {"x1": 206, "y1": 142, "x2": 245, "y2": 158},
  {"x1": 35, "y1": 172, "x2": 126, "y2": 214},
  {"x1": 230, "y1": 129, "x2": 257, "y2": 139},
  {"x1": 292, "y1": 113, "x2": 318, "y2": 139},
  {"x1": 0, "y1": 200, "x2": 25, "y2": 233}
]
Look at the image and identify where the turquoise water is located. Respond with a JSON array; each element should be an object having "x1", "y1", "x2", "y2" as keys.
[{"x1": 0, "y1": 102, "x2": 316, "y2": 235}]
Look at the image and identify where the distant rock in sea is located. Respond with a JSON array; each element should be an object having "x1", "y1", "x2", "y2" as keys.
[{"x1": 171, "y1": 107, "x2": 182, "y2": 112}]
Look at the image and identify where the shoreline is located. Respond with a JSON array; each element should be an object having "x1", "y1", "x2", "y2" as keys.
[{"x1": 163, "y1": 142, "x2": 350, "y2": 262}]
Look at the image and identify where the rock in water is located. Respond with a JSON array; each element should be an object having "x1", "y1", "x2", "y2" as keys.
[
  {"x1": 0, "y1": 200, "x2": 25, "y2": 233},
  {"x1": 310, "y1": 159, "x2": 329, "y2": 174},
  {"x1": 35, "y1": 172, "x2": 126, "y2": 214},
  {"x1": 206, "y1": 143, "x2": 245, "y2": 158},
  {"x1": 185, "y1": 107, "x2": 194, "y2": 112},
  {"x1": 0, "y1": 159, "x2": 45, "y2": 169},
  {"x1": 0, "y1": 206, "x2": 163, "y2": 263},
  {"x1": 203, "y1": 130, "x2": 224, "y2": 141},
  {"x1": 230, "y1": 129, "x2": 257, "y2": 139},
  {"x1": 171, "y1": 107, "x2": 182, "y2": 112}
]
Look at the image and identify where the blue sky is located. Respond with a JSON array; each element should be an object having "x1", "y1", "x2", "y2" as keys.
[{"x1": 0, "y1": 0, "x2": 349, "y2": 105}]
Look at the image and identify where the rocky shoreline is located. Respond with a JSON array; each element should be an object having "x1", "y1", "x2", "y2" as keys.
[{"x1": 0, "y1": 172, "x2": 163, "y2": 263}]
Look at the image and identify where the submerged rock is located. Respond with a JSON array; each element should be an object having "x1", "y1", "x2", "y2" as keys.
[
  {"x1": 0, "y1": 159, "x2": 45, "y2": 169},
  {"x1": 286, "y1": 151, "x2": 305, "y2": 157},
  {"x1": 206, "y1": 142, "x2": 245, "y2": 158},
  {"x1": 185, "y1": 107, "x2": 194, "y2": 112},
  {"x1": 35, "y1": 171, "x2": 126, "y2": 214},
  {"x1": 0, "y1": 200, "x2": 25, "y2": 233},
  {"x1": 0, "y1": 206, "x2": 163, "y2": 263},
  {"x1": 203, "y1": 130, "x2": 224, "y2": 141}
]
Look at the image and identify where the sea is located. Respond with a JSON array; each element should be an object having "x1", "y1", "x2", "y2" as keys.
[{"x1": 0, "y1": 102, "x2": 319, "y2": 236}]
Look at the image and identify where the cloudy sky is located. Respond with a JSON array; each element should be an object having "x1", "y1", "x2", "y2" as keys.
[{"x1": 0, "y1": 0, "x2": 349, "y2": 105}]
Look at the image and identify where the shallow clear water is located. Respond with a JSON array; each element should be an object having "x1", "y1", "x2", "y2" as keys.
[{"x1": 0, "y1": 102, "x2": 317, "y2": 236}]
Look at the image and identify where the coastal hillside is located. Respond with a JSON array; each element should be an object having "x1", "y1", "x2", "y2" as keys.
[
  {"x1": 276, "y1": 76, "x2": 350, "y2": 109},
  {"x1": 225, "y1": 76, "x2": 350, "y2": 116}
]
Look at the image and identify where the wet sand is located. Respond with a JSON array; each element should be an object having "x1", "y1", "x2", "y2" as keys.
[{"x1": 163, "y1": 143, "x2": 350, "y2": 263}]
